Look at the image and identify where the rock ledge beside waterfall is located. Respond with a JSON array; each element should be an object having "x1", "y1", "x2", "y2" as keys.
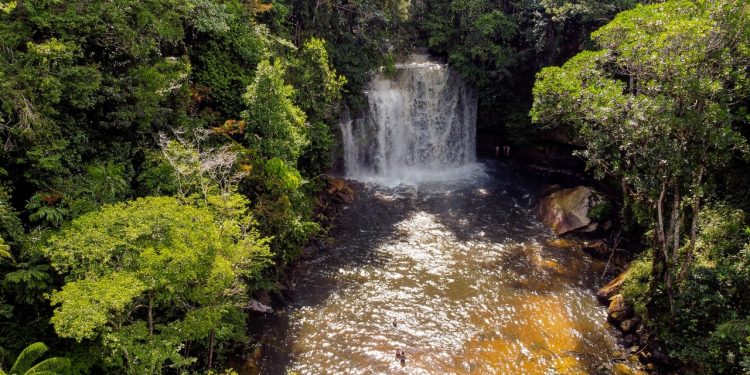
[{"x1": 534, "y1": 185, "x2": 608, "y2": 236}]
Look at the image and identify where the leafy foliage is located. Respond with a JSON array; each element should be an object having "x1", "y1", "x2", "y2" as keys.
[
  {"x1": 45, "y1": 196, "x2": 271, "y2": 373},
  {"x1": 5, "y1": 0, "x2": 748, "y2": 373},
  {"x1": 242, "y1": 59, "x2": 308, "y2": 165},
  {"x1": 287, "y1": 38, "x2": 347, "y2": 177},
  {"x1": 621, "y1": 206, "x2": 750, "y2": 373},
  {"x1": 533, "y1": 0, "x2": 750, "y2": 372},
  {"x1": 415, "y1": 0, "x2": 639, "y2": 136},
  {"x1": 533, "y1": 0, "x2": 750, "y2": 303},
  {"x1": 0, "y1": 0, "x2": 354, "y2": 370},
  {"x1": 1, "y1": 342, "x2": 69, "y2": 375}
]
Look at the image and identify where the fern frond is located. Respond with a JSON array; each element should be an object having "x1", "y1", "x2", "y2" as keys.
[{"x1": 0, "y1": 238, "x2": 13, "y2": 262}]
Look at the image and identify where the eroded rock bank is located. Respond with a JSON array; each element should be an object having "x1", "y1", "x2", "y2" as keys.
[
  {"x1": 534, "y1": 184, "x2": 669, "y2": 374},
  {"x1": 597, "y1": 272, "x2": 669, "y2": 374}
]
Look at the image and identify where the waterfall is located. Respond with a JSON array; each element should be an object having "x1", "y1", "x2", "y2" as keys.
[{"x1": 341, "y1": 54, "x2": 480, "y2": 185}]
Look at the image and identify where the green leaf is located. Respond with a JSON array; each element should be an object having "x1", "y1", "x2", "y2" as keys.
[
  {"x1": 50, "y1": 272, "x2": 146, "y2": 341},
  {"x1": 9, "y1": 342, "x2": 47, "y2": 375}
]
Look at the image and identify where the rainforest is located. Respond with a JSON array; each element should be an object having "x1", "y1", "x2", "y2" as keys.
[{"x1": 0, "y1": 1, "x2": 749, "y2": 374}]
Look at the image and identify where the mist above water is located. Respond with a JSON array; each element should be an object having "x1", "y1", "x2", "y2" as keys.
[{"x1": 341, "y1": 55, "x2": 480, "y2": 186}]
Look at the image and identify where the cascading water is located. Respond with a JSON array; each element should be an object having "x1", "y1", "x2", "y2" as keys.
[{"x1": 341, "y1": 54, "x2": 481, "y2": 185}]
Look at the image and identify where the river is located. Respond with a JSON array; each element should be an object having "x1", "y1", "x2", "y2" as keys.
[
  {"x1": 254, "y1": 161, "x2": 632, "y2": 374},
  {"x1": 252, "y1": 53, "x2": 635, "y2": 374}
]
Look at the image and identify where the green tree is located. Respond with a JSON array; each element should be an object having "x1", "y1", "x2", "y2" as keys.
[
  {"x1": 283, "y1": 0, "x2": 408, "y2": 112},
  {"x1": 413, "y1": 0, "x2": 641, "y2": 138},
  {"x1": 287, "y1": 37, "x2": 347, "y2": 177},
  {"x1": 0, "y1": 0, "x2": 374, "y2": 372},
  {"x1": 45, "y1": 196, "x2": 272, "y2": 374},
  {"x1": 248, "y1": 157, "x2": 320, "y2": 267},
  {"x1": 620, "y1": 204, "x2": 750, "y2": 373},
  {"x1": 242, "y1": 59, "x2": 309, "y2": 165},
  {"x1": 0, "y1": 179, "x2": 55, "y2": 364},
  {"x1": 422, "y1": 0, "x2": 516, "y2": 87},
  {"x1": 532, "y1": 0, "x2": 750, "y2": 307},
  {"x1": 188, "y1": 0, "x2": 272, "y2": 118},
  {"x1": 288, "y1": 38, "x2": 347, "y2": 125}
]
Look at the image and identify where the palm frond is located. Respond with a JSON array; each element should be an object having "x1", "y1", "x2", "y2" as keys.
[
  {"x1": 26, "y1": 357, "x2": 70, "y2": 374},
  {"x1": 9, "y1": 343, "x2": 47, "y2": 375}
]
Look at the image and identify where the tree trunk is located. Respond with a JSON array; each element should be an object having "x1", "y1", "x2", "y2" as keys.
[
  {"x1": 629, "y1": 74, "x2": 635, "y2": 94},
  {"x1": 148, "y1": 292, "x2": 154, "y2": 335},
  {"x1": 679, "y1": 166, "x2": 704, "y2": 281},
  {"x1": 208, "y1": 328, "x2": 216, "y2": 370},
  {"x1": 664, "y1": 190, "x2": 681, "y2": 314},
  {"x1": 124, "y1": 349, "x2": 132, "y2": 374},
  {"x1": 669, "y1": 190, "x2": 680, "y2": 261},
  {"x1": 656, "y1": 181, "x2": 667, "y2": 253},
  {"x1": 650, "y1": 181, "x2": 673, "y2": 314}
]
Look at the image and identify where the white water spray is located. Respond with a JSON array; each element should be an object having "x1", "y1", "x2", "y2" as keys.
[{"x1": 341, "y1": 54, "x2": 480, "y2": 185}]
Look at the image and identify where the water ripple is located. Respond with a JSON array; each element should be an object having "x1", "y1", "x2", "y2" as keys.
[{"x1": 258, "y1": 163, "x2": 634, "y2": 375}]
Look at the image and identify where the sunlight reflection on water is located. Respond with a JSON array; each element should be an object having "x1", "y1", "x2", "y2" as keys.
[{"x1": 258, "y1": 163, "x2": 635, "y2": 375}]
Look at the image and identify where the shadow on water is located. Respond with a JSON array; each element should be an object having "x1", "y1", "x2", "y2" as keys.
[
  {"x1": 252, "y1": 160, "x2": 631, "y2": 374},
  {"x1": 251, "y1": 173, "x2": 416, "y2": 374}
]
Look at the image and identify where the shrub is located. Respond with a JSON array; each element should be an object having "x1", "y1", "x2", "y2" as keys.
[{"x1": 620, "y1": 257, "x2": 652, "y2": 319}]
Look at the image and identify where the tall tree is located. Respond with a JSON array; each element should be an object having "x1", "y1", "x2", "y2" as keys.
[
  {"x1": 45, "y1": 196, "x2": 271, "y2": 373},
  {"x1": 532, "y1": 0, "x2": 750, "y2": 309},
  {"x1": 242, "y1": 59, "x2": 308, "y2": 165}
]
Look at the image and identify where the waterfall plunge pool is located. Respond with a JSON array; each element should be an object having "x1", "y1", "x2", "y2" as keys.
[{"x1": 252, "y1": 161, "x2": 638, "y2": 374}]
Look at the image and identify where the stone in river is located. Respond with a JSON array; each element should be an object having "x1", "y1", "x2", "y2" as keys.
[
  {"x1": 248, "y1": 299, "x2": 273, "y2": 313},
  {"x1": 612, "y1": 362, "x2": 637, "y2": 375},
  {"x1": 620, "y1": 318, "x2": 640, "y2": 334},
  {"x1": 534, "y1": 186, "x2": 606, "y2": 235}
]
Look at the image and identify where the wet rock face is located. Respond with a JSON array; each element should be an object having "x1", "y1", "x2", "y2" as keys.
[
  {"x1": 608, "y1": 294, "x2": 634, "y2": 323},
  {"x1": 598, "y1": 270, "x2": 659, "y2": 373},
  {"x1": 316, "y1": 176, "x2": 357, "y2": 225},
  {"x1": 620, "y1": 318, "x2": 640, "y2": 334},
  {"x1": 534, "y1": 186, "x2": 606, "y2": 235},
  {"x1": 613, "y1": 362, "x2": 637, "y2": 375},
  {"x1": 597, "y1": 268, "x2": 630, "y2": 301},
  {"x1": 324, "y1": 176, "x2": 355, "y2": 205},
  {"x1": 248, "y1": 299, "x2": 274, "y2": 314}
]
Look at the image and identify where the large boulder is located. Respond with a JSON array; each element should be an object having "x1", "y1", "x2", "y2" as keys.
[
  {"x1": 535, "y1": 186, "x2": 606, "y2": 235},
  {"x1": 247, "y1": 299, "x2": 273, "y2": 314}
]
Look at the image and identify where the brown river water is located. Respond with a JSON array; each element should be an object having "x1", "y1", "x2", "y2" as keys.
[{"x1": 254, "y1": 161, "x2": 634, "y2": 374}]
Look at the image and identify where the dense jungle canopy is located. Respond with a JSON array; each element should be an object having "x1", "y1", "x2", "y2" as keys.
[{"x1": 0, "y1": 1, "x2": 749, "y2": 374}]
